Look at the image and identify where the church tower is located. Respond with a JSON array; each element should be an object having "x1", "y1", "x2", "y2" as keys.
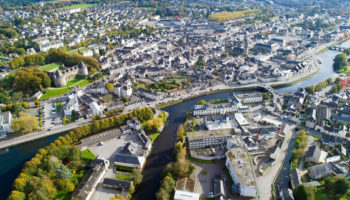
[{"x1": 244, "y1": 34, "x2": 249, "y2": 56}]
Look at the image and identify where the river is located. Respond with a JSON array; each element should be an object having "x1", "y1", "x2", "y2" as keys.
[{"x1": 0, "y1": 42, "x2": 349, "y2": 199}]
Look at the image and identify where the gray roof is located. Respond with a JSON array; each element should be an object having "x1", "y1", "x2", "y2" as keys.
[{"x1": 114, "y1": 154, "x2": 140, "y2": 165}]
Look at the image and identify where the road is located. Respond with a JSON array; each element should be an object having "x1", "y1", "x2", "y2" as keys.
[
  {"x1": 0, "y1": 64, "x2": 318, "y2": 150},
  {"x1": 0, "y1": 119, "x2": 92, "y2": 150},
  {"x1": 256, "y1": 124, "x2": 295, "y2": 200}
]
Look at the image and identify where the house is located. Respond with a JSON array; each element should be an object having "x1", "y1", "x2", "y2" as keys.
[
  {"x1": 305, "y1": 145, "x2": 328, "y2": 164},
  {"x1": 226, "y1": 147, "x2": 256, "y2": 197},
  {"x1": 114, "y1": 142, "x2": 146, "y2": 169},
  {"x1": 63, "y1": 93, "x2": 80, "y2": 116},
  {"x1": 291, "y1": 168, "x2": 302, "y2": 189},
  {"x1": 307, "y1": 163, "x2": 334, "y2": 179},
  {"x1": 138, "y1": 88, "x2": 163, "y2": 101},
  {"x1": 72, "y1": 159, "x2": 109, "y2": 200},
  {"x1": 127, "y1": 117, "x2": 141, "y2": 131},
  {"x1": 0, "y1": 111, "x2": 13, "y2": 138},
  {"x1": 102, "y1": 178, "x2": 131, "y2": 198}
]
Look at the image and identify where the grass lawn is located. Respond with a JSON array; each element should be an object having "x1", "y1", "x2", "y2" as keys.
[
  {"x1": 149, "y1": 133, "x2": 160, "y2": 143},
  {"x1": 116, "y1": 165, "x2": 134, "y2": 172},
  {"x1": 78, "y1": 79, "x2": 91, "y2": 87},
  {"x1": 56, "y1": 101, "x2": 62, "y2": 112},
  {"x1": 55, "y1": 170, "x2": 87, "y2": 200},
  {"x1": 66, "y1": 77, "x2": 87, "y2": 87},
  {"x1": 187, "y1": 155, "x2": 215, "y2": 164},
  {"x1": 81, "y1": 149, "x2": 96, "y2": 161},
  {"x1": 63, "y1": 3, "x2": 97, "y2": 9},
  {"x1": 116, "y1": 171, "x2": 134, "y2": 181},
  {"x1": 39, "y1": 63, "x2": 60, "y2": 72},
  {"x1": 208, "y1": 9, "x2": 260, "y2": 22},
  {"x1": 40, "y1": 88, "x2": 71, "y2": 100}
]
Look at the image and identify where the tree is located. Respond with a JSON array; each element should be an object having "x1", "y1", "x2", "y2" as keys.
[
  {"x1": 22, "y1": 102, "x2": 29, "y2": 109},
  {"x1": 327, "y1": 78, "x2": 333, "y2": 84},
  {"x1": 13, "y1": 67, "x2": 51, "y2": 92},
  {"x1": 24, "y1": 54, "x2": 45, "y2": 66},
  {"x1": 325, "y1": 175, "x2": 350, "y2": 195},
  {"x1": 56, "y1": 164, "x2": 72, "y2": 179},
  {"x1": 34, "y1": 100, "x2": 40, "y2": 106},
  {"x1": 197, "y1": 100, "x2": 207, "y2": 105},
  {"x1": 8, "y1": 191, "x2": 25, "y2": 200},
  {"x1": 293, "y1": 185, "x2": 308, "y2": 200},
  {"x1": 55, "y1": 179, "x2": 75, "y2": 192},
  {"x1": 11, "y1": 112, "x2": 39, "y2": 133},
  {"x1": 305, "y1": 86, "x2": 315, "y2": 95},
  {"x1": 105, "y1": 83, "x2": 114, "y2": 92},
  {"x1": 110, "y1": 194, "x2": 126, "y2": 200},
  {"x1": 262, "y1": 92, "x2": 271, "y2": 100},
  {"x1": 333, "y1": 53, "x2": 348, "y2": 72},
  {"x1": 10, "y1": 57, "x2": 25, "y2": 69},
  {"x1": 177, "y1": 124, "x2": 185, "y2": 141},
  {"x1": 132, "y1": 168, "x2": 142, "y2": 185}
]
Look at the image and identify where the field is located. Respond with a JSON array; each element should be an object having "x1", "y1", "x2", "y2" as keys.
[
  {"x1": 40, "y1": 77, "x2": 91, "y2": 100},
  {"x1": 63, "y1": 3, "x2": 97, "y2": 9},
  {"x1": 81, "y1": 149, "x2": 96, "y2": 161},
  {"x1": 40, "y1": 88, "x2": 71, "y2": 100},
  {"x1": 208, "y1": 9, "x2": 260, "y2": 22},
  {"x1": 39, "y1": 63, "x2": 60, "y2": 72}
]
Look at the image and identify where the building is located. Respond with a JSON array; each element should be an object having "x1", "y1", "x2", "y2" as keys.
[
  {"x1": 187, "y1": 129, "x2": 233, "y2": 150},
  {"x1": 193, "y1": 93, "x2": 248, "y2": 116},
  {"x1": 305, "y1": 145, "x2": 327, "y2": 164},
  {"x1": 72, "y1": 159, "x2": 110, "y2": 200},
  {"x1": 307, "y1": 163, "x2": 334, "y2": 179},
  {"x1": 237, "y1": 93, "x2": 263, "y2": 104},
  {"x1": 174, "y1": 177, "x2": 200, "y2": 200},
  {"x1": 0, "y1": 111, "x2": 13, "y2": 138},
  {"x1": 48, "y1": 61, "x2": 89, "y2": 87},
  {"x1": 204, "y1": 114, "x2": 238, "y2": 130},
  {"x1": 39, "y1": 40, "x2": 64, "y2": 52},
  {"x1": 138, "y1": 88, "x2": 163, "y2": 101},
  {"x1": 225, "y1": 147, "x2": 256, "y2": 197},
  {"x1": 114, "y1": 142, "x2": 147, "y2": 169},
  {"x1": 63, "y1": 93, "x2": 80, "y2": 116},
  {"x1": 102, "y1": 178, "x2": 131, "y2": 197}
]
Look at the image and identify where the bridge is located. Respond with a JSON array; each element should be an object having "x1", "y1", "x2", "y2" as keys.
[
  {"x1": 328, "y1": 46, "x2": 347, "y2": 52},
  {"x1": 259, "y1": 84, "x2": 283, "y2": 104}
]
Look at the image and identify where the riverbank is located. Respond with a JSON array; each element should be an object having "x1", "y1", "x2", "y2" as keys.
[
  {"x1": 157, "y1": 65, "x2": 320, "y2": 110},
  {"x1": 0, "y1": 121, "x2": 91, "y2": 150}
]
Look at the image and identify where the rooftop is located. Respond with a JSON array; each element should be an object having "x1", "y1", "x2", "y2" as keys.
[
  {"x1": 226, "y1": 146, "x2": 255, "y2": 187},
  {"x1": 187, "y1": 129, "x2": 233, "y2": 140}
]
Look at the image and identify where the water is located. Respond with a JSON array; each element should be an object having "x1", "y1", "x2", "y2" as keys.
[
  {"x1": 133, "y1": 92, "x2": 234, "y2": 200},
  {"x1": 276, "y1": 51, "x2": 339, "y2": 93},
  {"x1": 0, "y1": 132, "x2": 67, "y2": 200},
  {"x1": 275, "y1": 131, "x2": 297, "y2": 189},
  {"x1": 1, "y1": 42, "x2": 349, "y2": 199}
]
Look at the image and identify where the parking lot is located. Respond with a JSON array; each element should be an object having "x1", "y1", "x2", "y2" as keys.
[{"x1": 89, "y1": 133, "x2": 142, "y2": 162}]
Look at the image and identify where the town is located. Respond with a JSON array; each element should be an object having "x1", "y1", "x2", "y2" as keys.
[{"x1": 0, "y1": 0, "x2": 350, "y2": 200}]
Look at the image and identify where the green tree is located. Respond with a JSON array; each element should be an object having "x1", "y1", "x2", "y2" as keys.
[
  {"x1": 56, "y1": 164, "x2": 72, "y2": 179},
  {"x1": 333, "y1": 53, "x2": 348, "y2": 72},
  {"x1": 293, "y1": 185, "x2": 308, "y2": 200}
]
